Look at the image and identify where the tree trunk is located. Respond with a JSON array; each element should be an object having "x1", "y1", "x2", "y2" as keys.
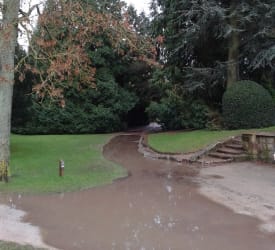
[
  {"x1": 0, "y1": 0, "x2": 20, "y2": 181},
  {"x1": 227, "y1": 2, "x2": 239, "y2": 87}
]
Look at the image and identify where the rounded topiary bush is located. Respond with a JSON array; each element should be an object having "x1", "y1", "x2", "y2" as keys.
[{"x1": 222, "y1": 80, "x2": 275, "y2": 129}]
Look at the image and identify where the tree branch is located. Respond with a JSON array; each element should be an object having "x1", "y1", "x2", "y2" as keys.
[{"x1": 18, "y1": 3, "x2": 41, "y2": 18}]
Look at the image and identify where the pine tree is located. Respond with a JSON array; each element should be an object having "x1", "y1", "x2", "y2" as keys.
[{"x1": 151, "y1": 0, "x2": 275, "y2": 89}]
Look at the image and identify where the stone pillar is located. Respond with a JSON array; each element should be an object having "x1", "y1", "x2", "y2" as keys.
[{"x1": 251, "y1": 133, "x2": 258, "y2": 160}]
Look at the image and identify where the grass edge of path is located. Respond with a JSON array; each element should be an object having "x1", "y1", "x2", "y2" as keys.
[
  {"x1": 147, "y1": 127, "x2": 275, "y2": 154},
  {"x1": 0, "y1": 241, "x2": 45, "y2": 250}
]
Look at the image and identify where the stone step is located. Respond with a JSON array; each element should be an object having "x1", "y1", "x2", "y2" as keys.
[
  {"x1": 193, "y1": 136, "x2": 248, "y2": 165},
  {"x1": 217, "y1": 147, "x2": 245, "y2": 155},
  {"x1": 225, "y1": 143, "x2": 244, "y2": 150},
  {"x1": 208, "y1": 152, "x2": 233, "y2": 160},
  {"x1": 197, "y1": 156, "x2": 233, "y2": 166},
  {"x1": 209, "y1": 151, "x2": 248, "y2": 160},
  {"x1": 231, "y1": 138, "x2": 242, "y2": 144}
]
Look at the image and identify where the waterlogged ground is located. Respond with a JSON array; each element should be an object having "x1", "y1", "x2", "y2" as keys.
[{"x1": 1, "y1": 135, "x2": 275, "y2": 250}]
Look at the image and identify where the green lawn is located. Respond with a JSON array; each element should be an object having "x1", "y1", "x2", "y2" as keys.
[
  {"x1": 148, "y1": 127, "x2": 275, "y2": 153},
  {"x1": 0, "y1": 134, "x2": 126, "y2": 194},
  {"x1": 0, "y1": 241, "x2": 44, "y2": 250}
]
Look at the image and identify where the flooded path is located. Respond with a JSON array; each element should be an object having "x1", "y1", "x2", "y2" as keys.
[{"x1": 1, "y1": 135, "x2": 275, "y2": 250}]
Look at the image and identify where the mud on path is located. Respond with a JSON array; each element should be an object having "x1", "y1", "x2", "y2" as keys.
[{"x1": 1, "y1": 135, "x2": 275, "y2": 250}]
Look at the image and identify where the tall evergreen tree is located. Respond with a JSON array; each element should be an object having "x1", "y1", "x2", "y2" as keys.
[
  {"x1": 151, "y1": 0, "x2": 275, "y2": 90},
  {"x1": 147, "y1": 0, "x2": 275, "y2": 130}
]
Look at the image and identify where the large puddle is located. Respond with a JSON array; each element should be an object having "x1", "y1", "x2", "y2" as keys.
[{"x1": 1, "y1": 135, "x2": 275, "y2": 249}]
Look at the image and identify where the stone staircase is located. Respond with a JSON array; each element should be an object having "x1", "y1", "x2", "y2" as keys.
[
  {"x1": 139, "y1": 134, "x2": 249, "y2": 167},
  {"x1": 197, "y1": 137, "x2": 249, "y2": 166}
]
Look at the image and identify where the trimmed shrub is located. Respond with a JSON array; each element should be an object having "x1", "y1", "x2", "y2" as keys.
[{"x1": 222, "y1": 80, "x2": 275, "y2": 129}]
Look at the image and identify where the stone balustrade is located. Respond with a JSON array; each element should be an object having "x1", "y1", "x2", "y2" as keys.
[{"x1": 242, "y1": 132, "x2": 275, "y2": 162}]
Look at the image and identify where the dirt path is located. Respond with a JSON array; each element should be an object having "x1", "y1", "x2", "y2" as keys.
[{"x1": 1, "y1": 135, "x2": 275, "y2": 250}]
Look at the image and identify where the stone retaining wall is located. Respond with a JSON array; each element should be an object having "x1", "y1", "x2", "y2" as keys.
[{"x1": 242, "y1": 132, "x2": 275, "y2": 162}]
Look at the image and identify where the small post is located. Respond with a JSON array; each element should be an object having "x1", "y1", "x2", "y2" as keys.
[{"x1": 59, "y1": 160, "x2": 64, "y2": 177}]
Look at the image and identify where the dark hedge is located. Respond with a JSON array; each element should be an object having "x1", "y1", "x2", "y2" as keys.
[{"x1": 222, "y1": 80, "x2": 275, "y2": 129}]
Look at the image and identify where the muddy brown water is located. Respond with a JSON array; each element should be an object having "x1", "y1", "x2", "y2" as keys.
[{"x1": 2, "y1": 135, "x2": 275, "y2": 250}]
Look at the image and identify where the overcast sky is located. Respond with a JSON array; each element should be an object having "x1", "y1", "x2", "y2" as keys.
[
  {"x1": 124, "y1": 0, "x2": 151, "y2": 14},
  {"x1": 21, "y1": 0, "x2": 151, "y2": 15}
]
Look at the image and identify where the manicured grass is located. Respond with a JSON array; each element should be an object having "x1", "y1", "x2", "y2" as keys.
[
  {"x1": 0, "y1": 241, "x2": 44, "y2": 250},
  {"x1": 0, "y1": 134, "x2": 126, "y2": 194},
  {"x1": 148, "y1": 127, "x2": 275, "y2": 153}
]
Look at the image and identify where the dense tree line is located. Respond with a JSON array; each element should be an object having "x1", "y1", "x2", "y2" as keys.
[
  {"x1": 12, "y1": 0, "x2": 275, "y2": 134},
  {"x1": 1, "y1": 0, "x2": 274, "y2": 176},
  {"x1": 146, "y1": 0, "x2": 275, "y2": 129},
  {"x1": 12, "y1": 0, "x2": 155, "y2": 134}
]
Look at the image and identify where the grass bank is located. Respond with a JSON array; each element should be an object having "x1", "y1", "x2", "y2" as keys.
[
  {"x1": 0, "y1": 241, "x2": 43, "y2": 250},
  {"x1": 0, "y1": 134, "x2": 126, "y2": 194},
  {"x1": 148, "y1": 127, "x2": 275, "y2": 153}
]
